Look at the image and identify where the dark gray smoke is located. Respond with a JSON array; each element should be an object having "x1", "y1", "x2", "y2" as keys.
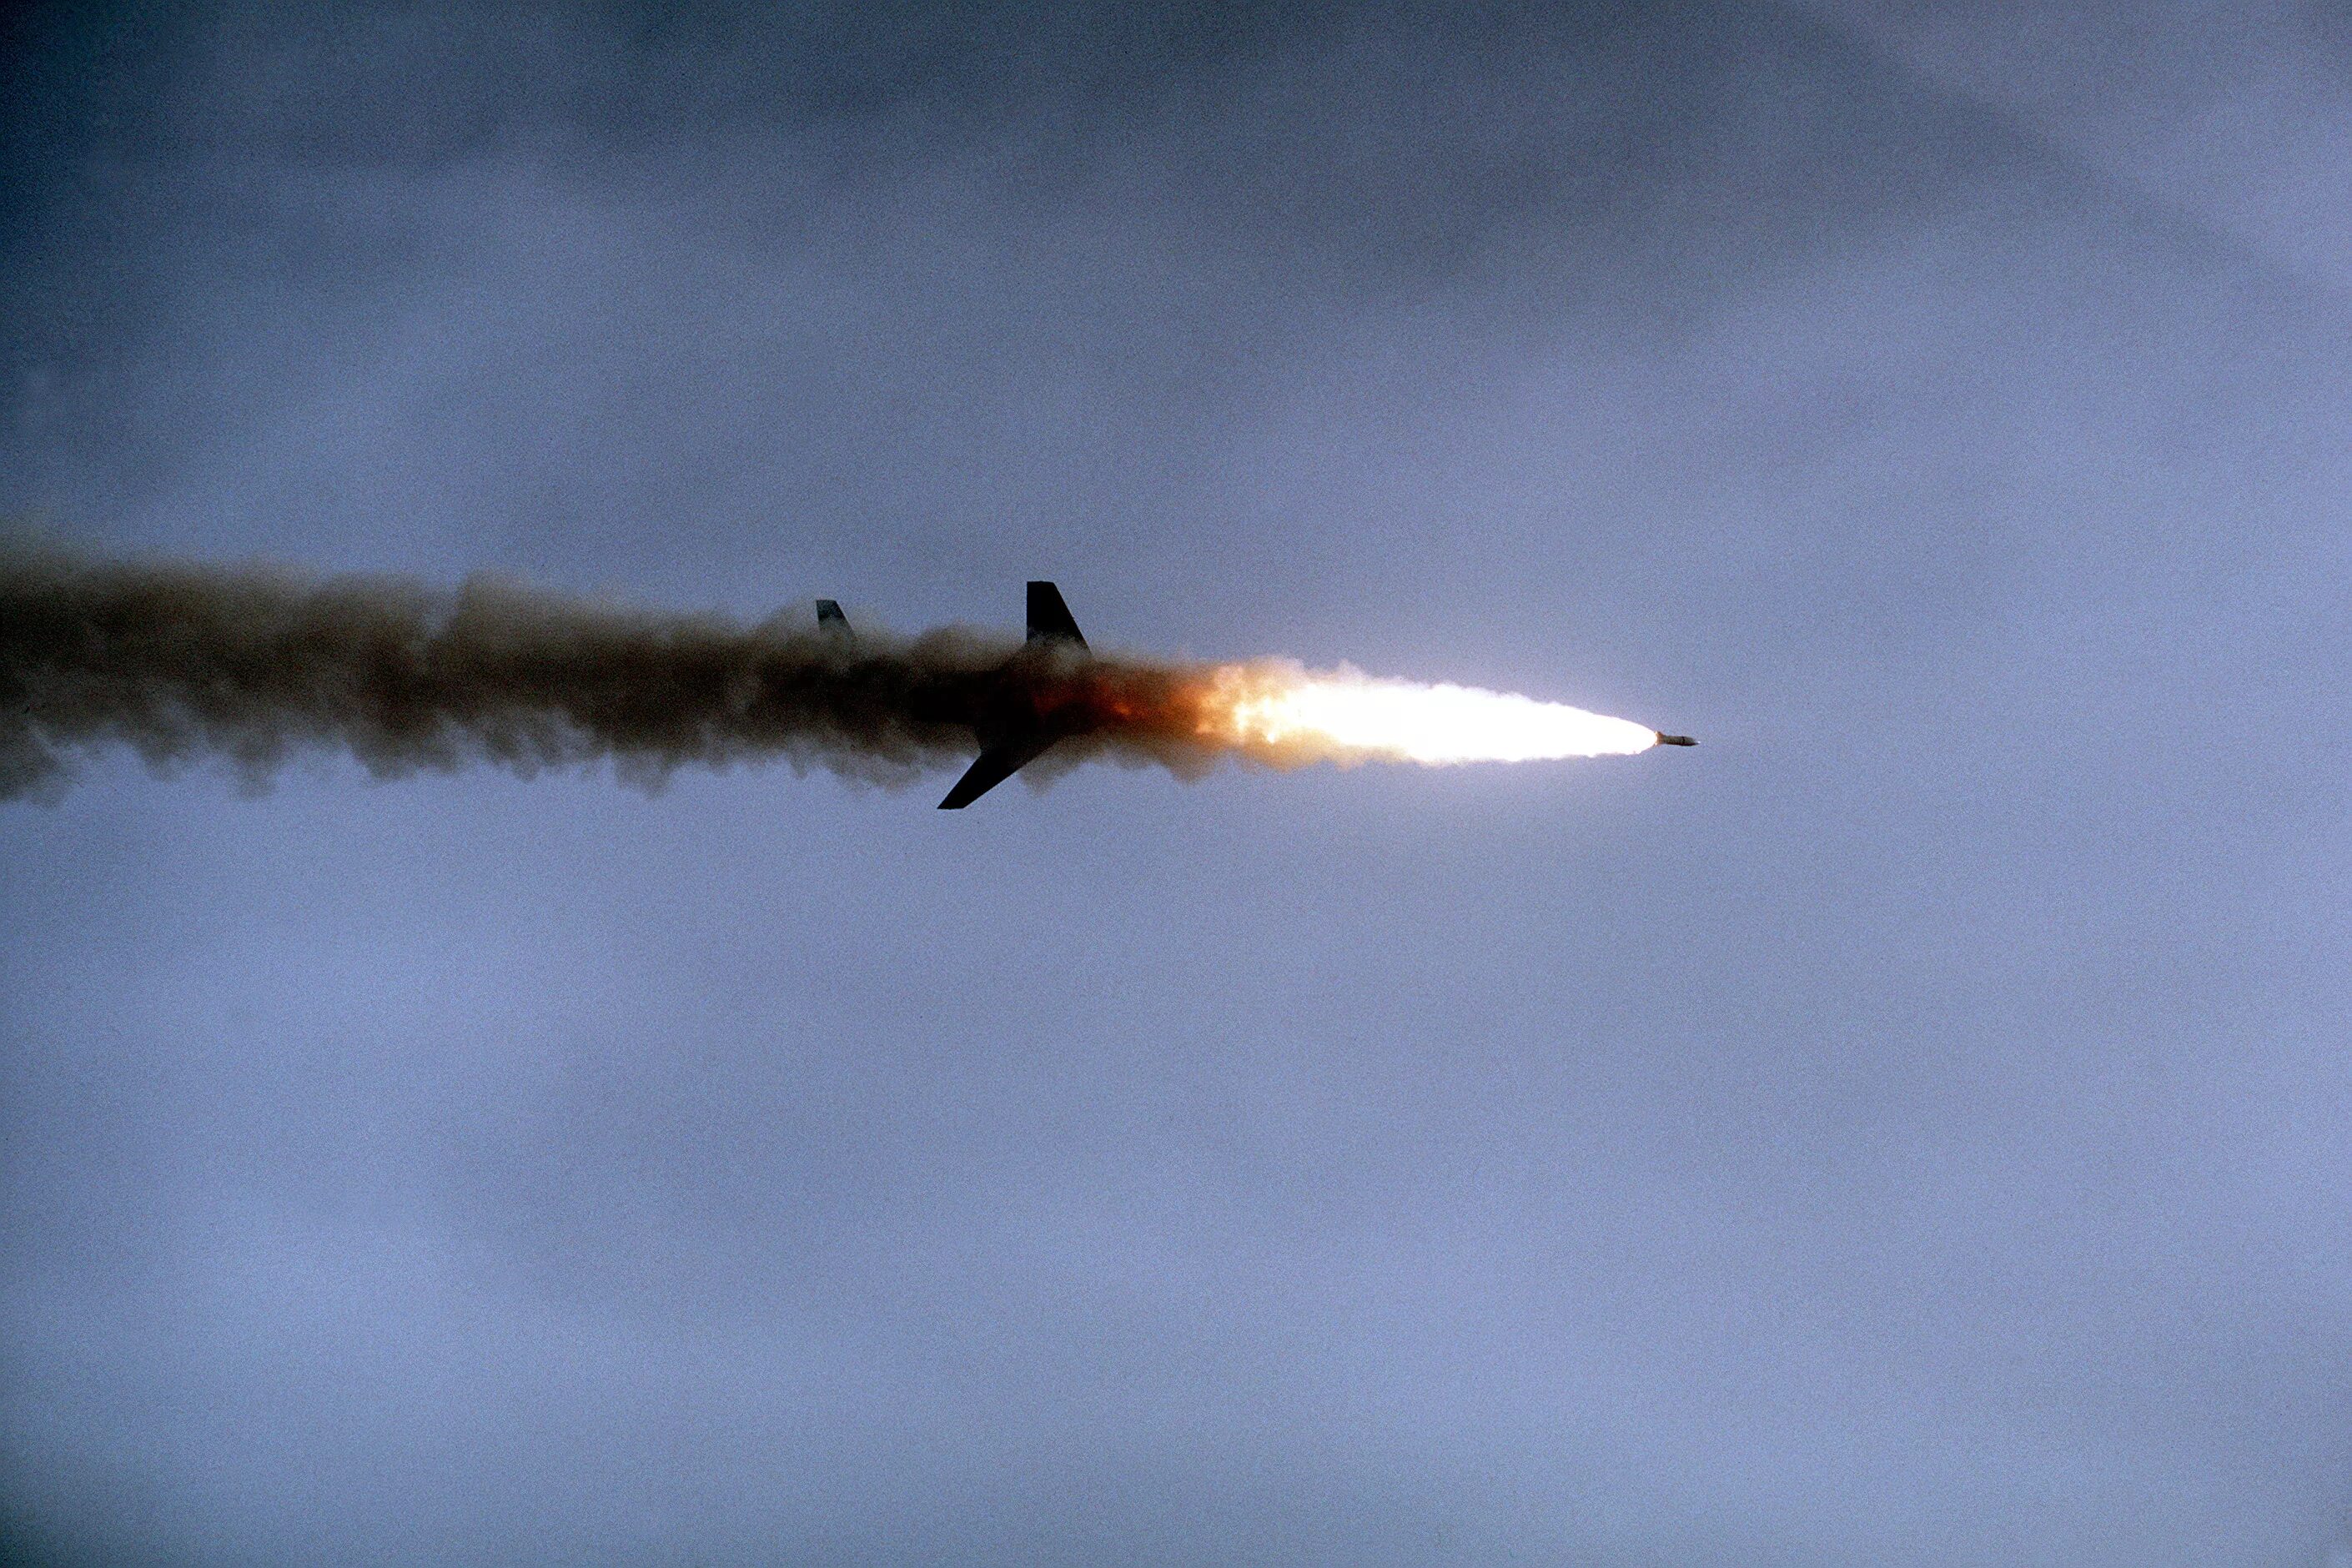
[{"x1": 0, "y1": 546, "x2": 1213, "y2": 800}]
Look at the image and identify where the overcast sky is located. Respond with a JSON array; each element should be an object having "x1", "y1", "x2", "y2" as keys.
[{"x1": 3, "y1": 3, "x2": 2349, "y2": 1563}]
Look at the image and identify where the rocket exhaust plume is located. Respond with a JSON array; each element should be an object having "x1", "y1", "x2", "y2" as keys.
[{"x1": 0, "y1": 547, "x2": 1673, "y2": 802}]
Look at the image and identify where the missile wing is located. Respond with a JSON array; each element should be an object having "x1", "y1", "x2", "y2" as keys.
[
  {"x1": 937, "y1": 734, "x2": 1058, "y2": 809},
  {"x1": 1023, "y1": 580, "x2": 1086, "y2": 648},
  {"x1": 937, "y1": 581, "x2": 1090, "y2": 809}
]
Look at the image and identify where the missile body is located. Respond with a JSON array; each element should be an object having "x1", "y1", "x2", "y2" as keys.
[{"x1": 1656, "y1": 732, "x2": 1697, "y2": 746}]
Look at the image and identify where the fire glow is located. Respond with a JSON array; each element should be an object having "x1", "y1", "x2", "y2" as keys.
[
  {"x1": 0, "y1": 550, "x2": 1691, "y2": 804},
  {"x1": 1196, "y1": 664, "x2": 1662, "y2": 766}
]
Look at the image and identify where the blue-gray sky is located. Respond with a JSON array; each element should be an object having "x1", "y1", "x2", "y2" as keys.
[{"x1": 3, "y1": 3, "x2": 2348, "y2": 1562}]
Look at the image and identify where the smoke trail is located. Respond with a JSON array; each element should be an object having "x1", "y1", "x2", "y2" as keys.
[
  {"x1": 1, "y1": 546, "x2": 1670, "y2": 802},
  {"x1": 0, "y1": 546, "x2": 1219, "y2": 801}
]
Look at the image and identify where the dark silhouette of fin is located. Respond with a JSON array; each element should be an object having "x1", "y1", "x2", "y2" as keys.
[
  {"x1": 1025, "y1": 582, "x2": 1085, "y2": 647},
  {"x1": 938, "y1": 738, "x2": 1053, "y2": 808}
]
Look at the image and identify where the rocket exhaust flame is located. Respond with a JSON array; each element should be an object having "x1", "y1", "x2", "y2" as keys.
[
  {"x1": 0, "y1": 548, "x2": 1678, "y2": 802},
  {"x1": 1198, "y1": 664, "x2": 1661, "y2": 765}
]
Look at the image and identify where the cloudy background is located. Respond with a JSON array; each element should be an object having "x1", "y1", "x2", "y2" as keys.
[{"x1": 3, "y1": 2, "x2": 2348, "y2": 1561}]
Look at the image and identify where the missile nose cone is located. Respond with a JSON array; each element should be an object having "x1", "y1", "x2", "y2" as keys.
[{"x1": 1656, "y1": 732, "x2": 1696, "y2": 746}]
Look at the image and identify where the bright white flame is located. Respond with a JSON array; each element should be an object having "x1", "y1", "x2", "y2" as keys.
[{"x1": 1201, "y1": 665, "x2": 1659, "y2": 764}]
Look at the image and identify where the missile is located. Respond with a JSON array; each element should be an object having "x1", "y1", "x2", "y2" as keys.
[{"x1": 1655, "y1": 732, "x2": 1697, "y2": 746}]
